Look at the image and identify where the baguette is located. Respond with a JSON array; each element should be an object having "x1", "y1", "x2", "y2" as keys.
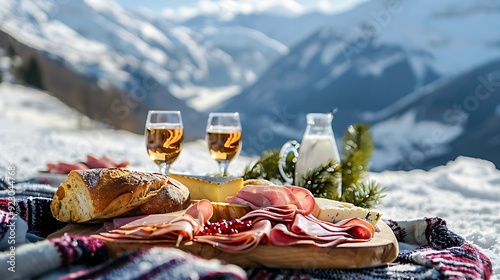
[{"x1": 50, "y1": 168, "x2": 190, "y2": 223}]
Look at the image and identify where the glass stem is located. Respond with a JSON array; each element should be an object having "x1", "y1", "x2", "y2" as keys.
[
  {"x1": 218, "y1": 160, "x2": 229, "y2": 177},
  {"x1": 159, "y1": 162, "x2": 170, "y2": 176}
]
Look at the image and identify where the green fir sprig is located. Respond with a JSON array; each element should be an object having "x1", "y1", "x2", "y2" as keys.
[
  {"x1": 242, "y1": 123, "x2": 385, "y2": 209},
  {"x1": 342, "y1": 180, "x2": 385, "y2": 209},
  {"x1": 243, "y1": 149, "x2": 291, "y2": 183},
  {"x1": 341, "y1": 124, "x2": 373, "y2": 189},
  {"x1": 301, "y1": 158, "x2": 341, "y2": 199}
]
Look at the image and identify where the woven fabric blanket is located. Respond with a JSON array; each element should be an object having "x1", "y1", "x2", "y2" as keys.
[
  {"x1": 245, "y1": 217, "x2": 492, "y2": 280},
  {"x1": 0, "y1": 181, "x2": 494, "y2": 279}
]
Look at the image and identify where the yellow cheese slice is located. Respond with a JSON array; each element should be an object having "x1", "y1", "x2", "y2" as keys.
[
  {"x1": 169, "y1": 174, "x2": 244, "y2": 202},
  {"x1": 313, "y1": 197, "x2": 382, "y2": 226}
]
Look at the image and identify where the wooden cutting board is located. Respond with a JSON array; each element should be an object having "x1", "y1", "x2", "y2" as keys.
[{"x1": 49, "y1": 221, "x2": 398, "y2": 269}]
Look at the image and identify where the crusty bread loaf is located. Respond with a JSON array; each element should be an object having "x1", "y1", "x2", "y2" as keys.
[{"x1": 50, "y1": 168, "x2": 190, "y2": 223}]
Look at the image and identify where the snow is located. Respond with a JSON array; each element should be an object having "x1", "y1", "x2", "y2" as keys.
[
  {"x1": 160, "y1": 0, "x2": 309, "y2": 21},
  {"x1": 251, "y1": 0, "x2": 500, "y2": 85},
  {"x1": 1, "y1": 83, "x2": 498, "y2": 278},
  {"x1": 353, "y1": 0, "x2": 500, "y2": 77},
  {"x1": 156, "y1": 0, "x2": 370, "y2": 21},
  {"x1": 2, "y1": 0, "x2": 498, "y2": 117},
  {"x1": 0, "y1": 0, "x2": 268, "y2": 109},
  {"x1": 299, "y1": 43, "x2": 320, "y2": 69},
  {"x1": 200, "y1": 26, "x2": 289, "y2": 56},
  {"x1": 357, "y1": 52, "x2": 405, "y2": 77},
  {"x1": 169, "y1": 84, "x2": 242, "y2": 112},
  {"x1": 320, "y1": 42, "x2": 344, "y2": 65},
  {"x1": 370, "y1": 110, "x2": 463, "y2": 170}
]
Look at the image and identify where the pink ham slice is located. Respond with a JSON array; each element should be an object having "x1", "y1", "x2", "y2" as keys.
[
  {"x1": 237, "y1": 205, "x2": 374, "y2": 247},
  {"x1": 225, "y1": 185, "x2": 316, "y2": 215},
  {"x1": 194, "y1": 220, "x2": 272, "y2": 253},
  {"x1": 113, "y1": 212, "x2": 182, "y2": 229},
  {"x1": 94, "y1": 199, "x2": 214, "y2": 245},
  {"x1": 270, "y1": 216, "x2": 374, "y2": 247},
  {"x1": 240, "y1": 205, "x2": 298, "y2": 224},
  {"x1": 107, "y1": 227, "x2": 157, "y2": 237},
  {"x1": 113, "y1": 200, "x2": 212, "y2": 230},
  {"x1": 184, "y1": 199, "x2": 213, "y2": 225},
  {"x1": 270, "y1": 224, "x2": 350, "y2": 247},
  {"x1": 94, "y1": 191, "x2": 375, "y2": 252},
  {"x1": 300, "y1": 214, "x2": 375, "y2": 238}
]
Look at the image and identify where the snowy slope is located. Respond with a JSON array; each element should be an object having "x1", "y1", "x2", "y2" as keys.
[
  {"x1": 3, "y1": 0, "x2": 496, "y2": 114},
  {"x1": 183, "y1": 0, "x2": 500, "y2": 78},
  {"x1": 369, "y1": 59, "x2": 500, "y2": 170},
  {"x1": 217, "y1": 0, "x2": 500, "y2": 169},
  {"x1": 0, "y1": 83, "x2": 498, "y2": 277},
  {"x1": 0, "y1": 0, "x2": 287, "y2": 111},
  {"x1": 1, "y1": 0, "x2": 499, "y2": 171}
]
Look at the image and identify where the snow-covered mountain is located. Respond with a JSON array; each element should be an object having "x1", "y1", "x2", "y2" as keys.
[
  {"x1": 369, "y1": 59, "x2": 500, "y2": 170},
  {"x1": 1, "y1": 0, "x2": 499, "y2": 170},
  {"x1": 219, "y1": 27, "x2": 440, "y2": 147},
  {"x1": 0, "y1": 0, "x2": 299, "y2": 138},
  {"x1": 0, "y1": 0, "x2": 293, "y2": 111},
  {"x1": 0, "y1": 0, "x2": 259, "y2": 90},
  {"x1": 217, "y1": 0, "x2": 500, "y2": 170}
]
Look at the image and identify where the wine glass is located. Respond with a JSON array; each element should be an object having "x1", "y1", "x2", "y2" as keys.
[
  {"x1": 206, "y1": 112, "x2": 242, "y2": 176},
  {"x1": 145, "y1": 110, "x2": 184, "y2": 175}
]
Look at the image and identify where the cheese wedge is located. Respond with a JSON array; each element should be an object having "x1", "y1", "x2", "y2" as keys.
[
  {"x1": 192, "y1": 200, "x2": 251, "y2": 222},
  {"x1": 169, "y1": 174, "x2": 244, "y2": 202},
  {"x1": 313, "y1": 197, "x2": 382, "y2": 226}
]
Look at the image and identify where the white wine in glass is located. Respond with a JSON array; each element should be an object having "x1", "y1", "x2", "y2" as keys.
[
  {"x1": 206, "y1": 112, "x2": 242, "y2": 176},
  {"x1": 145, "y1": 110, "x2": 183, "y2": 175}
]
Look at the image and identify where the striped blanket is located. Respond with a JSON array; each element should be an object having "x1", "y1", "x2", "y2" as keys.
[{"x1": 0, "y1": 180, "x2": 493, "y2": 279}]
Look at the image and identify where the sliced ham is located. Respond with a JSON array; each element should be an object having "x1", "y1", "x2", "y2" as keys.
[
  {"x1": 45, "y1": 155, "x2": 129, "y2": 174},
  {"x1": 240, "y1": 205, "x2": 298, "y2": 224},
  {"x1": 237, "y1": 204, "x2": 374, "y2": 248},
  {"x1": 46, "y1": 162, "x2": 89, "y2": 174},
  {"x1": 148, "y1": 219, "x2": 198, "y2": 244},
  {"x1": 85, "y1": 155, "x2": 116, "y2": 168},
  {"x1": 194, "y1": 220, "x2": 272, "y2": 253},
  {"x1": 86, "y1": 155, "x2": 129, "y2": 168},
  {"x1": 290, "y1": 215, "x2": 374, "y2": 240},
  {"x1": 114, "y1": 212, "x2": 183, "y2": 229},
  {"x1": 283, "y1": 185, "x2": 316, "y2": 214},
  {"x1": 270, "y1": 224, "x2": 349, "y2": 247},
  {"x1": 105, "y1": 228, "x2": 155, "y2": 238},
  {"x1": 184, "y1": 199, "x2": 213, "y2": 225},
  {"x1": 94, "y1": 190, "x2": 375, "y2": 253},
  {"x1": 225, "y1": 185, "x2": 316, "y2": 215},
  {"x1": 301, "y1": 214, "x2": 375, "y2": 238},
  {"x1": 95, "y1": 200, "x2": 213, "y2": 245},
  {"x1": 270, "y1": 216, "x2": 374, "y2": 247}
]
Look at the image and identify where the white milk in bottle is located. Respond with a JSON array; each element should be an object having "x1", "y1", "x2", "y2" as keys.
[{"x1": 294, "y1": 113, "x2": 341, "y2": 197}]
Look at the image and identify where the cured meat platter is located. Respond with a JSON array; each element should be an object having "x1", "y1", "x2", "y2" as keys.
[{"x1": 49, "y1": 221, "x2": 398, "y2": 269}]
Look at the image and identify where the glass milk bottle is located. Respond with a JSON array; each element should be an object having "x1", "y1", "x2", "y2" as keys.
[{"x1": 279, "y1": 113, "x2": 341, "y2": 197}]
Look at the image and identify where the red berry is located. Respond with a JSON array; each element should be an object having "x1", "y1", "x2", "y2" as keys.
[{"x1": 197, "y1": 218, "x2": 253, "y2": 236}]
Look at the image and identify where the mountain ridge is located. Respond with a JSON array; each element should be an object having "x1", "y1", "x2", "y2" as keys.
[{"x1": 1, "y1": 0, "x2": 499, "y2": 170}]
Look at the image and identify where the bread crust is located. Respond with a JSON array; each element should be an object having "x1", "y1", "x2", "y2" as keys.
[{"x1": 50, "y1": 168, "x2": 190, "y2": 222}]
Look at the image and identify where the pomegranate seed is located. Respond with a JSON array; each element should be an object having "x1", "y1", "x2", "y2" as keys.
[{"x1": 197, "y1": 218, "x2": 253, "y2": 236}]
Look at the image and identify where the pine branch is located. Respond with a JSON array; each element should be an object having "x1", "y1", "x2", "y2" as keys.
[
  {"x1": 301, "y1": 159, "x2": 342, "y2": 199},
  {"x1": 341, "y1": 124, "x2": 374, "y2": 193},
  {"x1": 342, "y1": 180, "x2": 386, "y2": 209},
  {"x1": 243, "y1": 149, "x2": 285, "y2": 183}
]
